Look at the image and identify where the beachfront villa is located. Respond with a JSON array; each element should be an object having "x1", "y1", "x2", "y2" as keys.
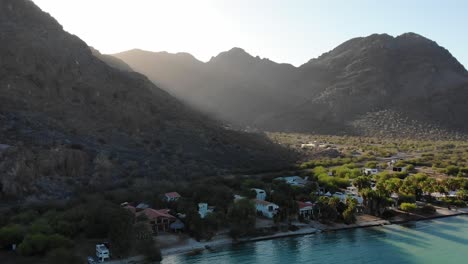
[
  {"x1": 254, "y1": 199, "x2": 279, "y2": 218},
  {"x1": 297, "y1": 201, "x2": 314, "y2": 219}
]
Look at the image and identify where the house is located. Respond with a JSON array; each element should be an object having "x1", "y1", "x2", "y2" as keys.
[
  {"x1": 333, "y1": 192, "x2": 347, "y2": 202},
  {"x1": 136, "y1": 202, "x2": 150, "y2": 210},
  {"x1": 96, "y1": 244, "x2": 110, "y2": 262},
  {"x1": 164, "y1": 192, "x2": 181, "y2": 202},
  {"x1": 275, "y1": 176, "x2": 308, "y2": 187},
  {"x1": 346, "y1": 186, "x2": 358, "y2": 195},
  {"x1": 297, "y1": 201, "x2": 314, "y2": 219},
  {"x1": 136, "y1": 208, "x2": 176, "y2": 233},
  {"x1": 233, "y1": 194, "x2": 245, "y2": 201},
  {"x1": 392, "y1": 167, "x2": 406, "y2": 172},
  {"x1": 251, "y1": 188, "x2": 267, "y2": 201},
  {"x1": 333, "y1": 192, "x2": 363, "y2": 205},
  {"x1": 198, "y1": 203, "x2": 214, "y2": 218},
  {"x1": 254, "y1": 199, "x2": 279, "y2": 219},
  {"x1": 301, "y1": 143, "x2": 316, "y2": 148},
  {"x1": 363, "y1": 168, "x2": 379, "y2": 175}
]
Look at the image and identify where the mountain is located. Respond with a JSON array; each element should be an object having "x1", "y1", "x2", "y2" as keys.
[
  {"x1": 113, "y1": 48, "x2": 300, "y2": 127},
  {"x1": 91, "y1": 47, "x2": 133, "y2": 72},
  {"x1": 113, "y1": 34, "x2": 468, "y2": 138},
  {"x1": 0, "y1": 0, "x2": 294, "y2": 199}
]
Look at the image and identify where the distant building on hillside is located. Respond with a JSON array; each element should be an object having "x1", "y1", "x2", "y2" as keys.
[
  {"x1": 251, "y1": 188, "x2": 267, "y2": 201},
  {"x1": 363, "y1": 168, "x2": 379, "y2": 175},
  {"x1": 164, "y1": 192, "x2": 181, "y2": 202},
  {"x1": 392, "y1": 167, "x2": 406, "y2": 172},
  {"x1": 275, "y1": 176, "x2": 308, "y2": 187}
]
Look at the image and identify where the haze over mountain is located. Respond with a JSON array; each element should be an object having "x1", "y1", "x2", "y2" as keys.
[
  {"x1": 0, "y1": 0, "x2": 294, "y2": 199},
  {"x1": 114, "y1": 33, "x2": 468, "y2": 138}
]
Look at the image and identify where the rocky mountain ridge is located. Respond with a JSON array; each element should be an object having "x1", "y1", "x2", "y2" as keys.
[
  {"x1": 113, "y1": 33, "x2": 468, "y2": 138},
  {"x1": 0, "y1": 0, "x2": 294, "y2": 199}
]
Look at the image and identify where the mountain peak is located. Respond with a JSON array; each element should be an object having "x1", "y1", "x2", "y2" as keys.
[{"x1": 209, "y1": 47, "x2": 254, "y2": 64}]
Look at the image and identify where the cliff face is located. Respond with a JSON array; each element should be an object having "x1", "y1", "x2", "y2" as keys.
[
  {"x1": 0, "y1": 0, "x2": 294, "y2": 199},
  {"x1": 114, "y1": 34, "x2": 468, "y2": 137}
]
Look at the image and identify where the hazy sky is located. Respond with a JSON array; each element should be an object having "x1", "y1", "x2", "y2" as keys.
[{"x1": 32, "y1": 0, "x2": 467, "y2": 67}]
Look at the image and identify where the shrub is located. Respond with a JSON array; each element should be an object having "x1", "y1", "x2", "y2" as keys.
[
  {"x1": 400, "y1": 203, "x2": 417, "y2": 212},
  {"x1": 420, "y1": 204, "x2": 436, "y2": 214}
]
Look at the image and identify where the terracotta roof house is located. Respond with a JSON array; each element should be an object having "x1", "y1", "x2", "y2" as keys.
[
  {"x1": 164, "y1": 192, "x2": 181, "y2": 202},
  {"x1": 297, "y1": 201, "x2": 314, "y2": 219},
  {"x1": 136, "y1": 208, "x2": 176, "y2": 233}
]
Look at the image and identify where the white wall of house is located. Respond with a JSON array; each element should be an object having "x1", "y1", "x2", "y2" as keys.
[
  {"x1": 252, "y1": 188, "x2": 267, "y2": 201},
  {"x1": 198, "y1": 203, "x2": 213, "y2": 218},
  {"x1": 255, "y1": 201, "x2": 279, "y2": 219}
]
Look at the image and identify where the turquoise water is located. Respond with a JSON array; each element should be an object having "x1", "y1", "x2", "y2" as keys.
[{"x1": 162, "y1": 215, "x2": 468, "y2": 264}]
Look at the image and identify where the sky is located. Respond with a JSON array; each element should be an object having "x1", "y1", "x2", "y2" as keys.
[{"x1": 32, "y1": 0, "x2": 467, "y2": 67}]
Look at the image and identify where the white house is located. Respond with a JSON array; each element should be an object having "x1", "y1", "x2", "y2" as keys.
[
  {"x1": 254, "y1": 199, "x2": 279, "y2": 219},
  {"x1": 275, "y1": 176, "x2": 308, "y2": 186},
  {"x1": 233, "y1": 194, "x2": 245, "y2": 201},
  {"x1": 96, "y1": 244, "x2": 110, "y2": 262},
  {"x1": 346, "y1": 186, "x2": 358, "y2": 195},
  {"x1": 363, "y1": 168, "x2": 379, "y2": 175},
  {"x1": 333, "y1": 192, "x2": 363, "y2": 205},
  {"x1": 198, "y1": 203, "x2": 214, "y2": 219},
  {"x1": 251, "y1": 188, "x2": 267, "y2": 201}
]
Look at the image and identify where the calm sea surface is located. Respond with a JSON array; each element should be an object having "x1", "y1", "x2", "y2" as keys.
[{"x1": 162, "y1": 215, "x2": 468, "y2": 264}]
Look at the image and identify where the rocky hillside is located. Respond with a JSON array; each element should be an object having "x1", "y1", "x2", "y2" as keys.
[
  {"x1": 0, "y1": 0, "x2": 294, "y2": 199},
  {"x1": 113, "y1": 48, "x2": 299, "y2": 127},
  {"x1": 91, "y1": 47, "x2": 133, "y2": 72},
  {"x1": 113, "y1": 34, "x2": 468, "y2": 137}
]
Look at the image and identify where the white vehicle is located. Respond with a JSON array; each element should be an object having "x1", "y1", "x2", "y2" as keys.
[{"x1": 96, "y1": 244, "x2": 110, "y2": 262}]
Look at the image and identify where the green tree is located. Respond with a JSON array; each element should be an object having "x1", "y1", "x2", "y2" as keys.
[
  {"x1": 108, "y1": 208, "x2": 134, "y2": 257},
  {"x1": 0, "y1": 225, "x2": 25, "y2": 249},
  {"x1": 353, "y1": 176, "x2": 371, "y2": 190},
  {"x1": 133, "y1": 222, "x2": 162, "y2": 262},
  {"x1": 343, "y1": 198, "x2": 358, "y2": 224},
  {"x1": 227, "y1": 199, "x2": 256, "y2": 239}
]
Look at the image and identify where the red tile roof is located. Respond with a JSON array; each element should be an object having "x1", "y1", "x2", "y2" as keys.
[
  {"x1": 137, "y1": 208, "x2": 176, "y2": 220},
  {"x1": 164, "y1": 192, "x2": 181, "y2": 199},
  {"x1": 297, "y1": 201, "x2": 314, "y2": 209}
]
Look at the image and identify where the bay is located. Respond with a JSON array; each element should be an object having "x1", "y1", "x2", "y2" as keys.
[{"x1": 163, "y1": 215, "x2": 468, "y2": 264}]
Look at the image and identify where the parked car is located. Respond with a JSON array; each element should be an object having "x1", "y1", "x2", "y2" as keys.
[{"x1": 87, "y1": 256, "x2": 96, "y2": 264}]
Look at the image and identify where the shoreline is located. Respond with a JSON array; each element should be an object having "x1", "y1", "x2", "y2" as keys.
[{"x1": 161, "y1": 209, "x2": 467, "y2": 259}]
